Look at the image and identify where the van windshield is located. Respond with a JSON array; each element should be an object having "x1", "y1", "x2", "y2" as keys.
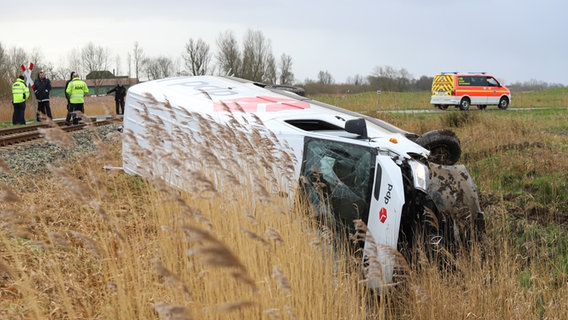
[{"x1": 299, "y1": 137, "x2": 376, "y2": 233}]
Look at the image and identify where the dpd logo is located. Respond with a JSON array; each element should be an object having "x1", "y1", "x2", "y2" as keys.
[{"x1": 384, "y1": 183, "x2": 393, "y2": 204}]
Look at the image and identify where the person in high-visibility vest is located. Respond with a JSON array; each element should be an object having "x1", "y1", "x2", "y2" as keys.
[
  {"x1": 65, "y1": 73, "x2": 89, "y2": 125},
  {"x1": 12, "y1": 75, "x2": 30, "y2": 125}
]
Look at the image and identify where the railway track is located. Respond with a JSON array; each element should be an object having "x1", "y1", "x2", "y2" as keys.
[{"x1": 0, "y1": 117, "x2": 121, "y2": 147}]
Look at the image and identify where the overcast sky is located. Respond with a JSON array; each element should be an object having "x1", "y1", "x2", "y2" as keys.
[{"x1": 1, "y1": 0, "x2": 567, "y2": 85}]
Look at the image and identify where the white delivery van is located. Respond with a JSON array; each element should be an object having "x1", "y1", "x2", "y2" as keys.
[{"x1": 122, "y1": 76, "x2": 483, "y2": 288}]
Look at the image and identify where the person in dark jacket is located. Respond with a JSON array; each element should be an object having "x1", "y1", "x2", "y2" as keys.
[
  {"x1": 33, "y1": 71, "x2": 52, "y2": 121},
  {"x1": 107, "y1": 82, "x2": 127, "y2": 115}
]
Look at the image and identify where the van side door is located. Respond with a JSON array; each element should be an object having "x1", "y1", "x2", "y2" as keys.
[
  {"x1": 485, "y1": 76, "x2": 502, "y2": 105},
  {"x1": 470, "y1": 75, "x2": 488, "y2": 105}
]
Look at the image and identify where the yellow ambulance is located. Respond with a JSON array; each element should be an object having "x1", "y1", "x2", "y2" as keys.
[{"x1": 430, "y1": 72, "x2": 511, "y2": 110}]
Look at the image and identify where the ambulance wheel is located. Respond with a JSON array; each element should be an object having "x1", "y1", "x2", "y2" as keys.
[
  {"x1": 459, "y1": 98, "x2": 470, "y2": 111},
  {"x1": 437, "y1": 104, "x2": 448, "y2": 110},
  {"x1": 498, "y1": 97, "x2": 509, "y2": 110},
  {"x1": 477, "y1": 105, "x2": 487, "y2": 110},
  {"x1": 416, "y1": 129, "x2": 461, "y2": 165}
]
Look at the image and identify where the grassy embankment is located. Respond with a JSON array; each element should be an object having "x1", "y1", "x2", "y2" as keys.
[{"x1": 0, "y1": 89, "x2": 567, "y2": 319}]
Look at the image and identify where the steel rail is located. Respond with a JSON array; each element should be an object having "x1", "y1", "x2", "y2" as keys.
[{"x1": 0, "y1": 118, "x2": 119, "y2": 147}]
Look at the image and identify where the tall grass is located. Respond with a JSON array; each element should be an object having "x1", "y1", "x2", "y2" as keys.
[
  {"x1": 0, "y1": 91, "x2": 566, "y2": 319},
  {"x1": 0, "y1": 106, "x2": 385, "y2": 319}
]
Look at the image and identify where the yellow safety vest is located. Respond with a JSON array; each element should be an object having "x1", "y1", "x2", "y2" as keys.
[
  {"x1": 12, "y1": 78, "x2": 30, "y2": 103},
  {"x1": 66, "y1": 78, "x2": 89, "y2": 104}
]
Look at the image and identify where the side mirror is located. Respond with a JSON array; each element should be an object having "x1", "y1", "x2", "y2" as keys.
[{"x1": 345, "y1": 118, "x2": 368, "y2": 139}]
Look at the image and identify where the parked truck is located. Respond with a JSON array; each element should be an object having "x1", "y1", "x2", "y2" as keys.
[{"x1": 122, "y1": 76, "x2": 483, "y2": 288}]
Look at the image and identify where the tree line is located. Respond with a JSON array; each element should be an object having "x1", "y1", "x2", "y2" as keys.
[
  {"x1": 1, "y1": 29, "x2": 565, "y2": 98},
  {"x1": 0, "y1": 29, "x2": 295, "y2": 98}
]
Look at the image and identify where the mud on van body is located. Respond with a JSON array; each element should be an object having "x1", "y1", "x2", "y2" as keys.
[{"x1": 430, "y1": 72, "x2": 511, "y2": 111}]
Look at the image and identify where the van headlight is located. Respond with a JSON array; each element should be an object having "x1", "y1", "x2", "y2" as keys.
[{"x1": 409, "y1": 160, "x2": 429, "y2": 192}]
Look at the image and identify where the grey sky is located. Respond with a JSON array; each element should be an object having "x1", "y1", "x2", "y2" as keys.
[{"x1": 1, "y1": 0, "x2": 567, "y2": 84}]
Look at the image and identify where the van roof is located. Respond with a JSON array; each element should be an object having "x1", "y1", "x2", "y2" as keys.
[{"x1": 439, "y1": 72, "x2": 487, "y2": 75}]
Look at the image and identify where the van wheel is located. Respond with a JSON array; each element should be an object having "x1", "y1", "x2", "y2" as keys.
[
  {"x1": 459, "y1": 98, "x2": 471, "y2": 111},
  {"x1": 477, "y1": 105, "x2": 487, "y2": 110},
  {"x1": 416, "y1": 130, "x2": 461, "y2": 165},
  {"x1": 498, "y1": 97, "x2": 509, "y2": 110},
  {"x1": 438, "y1": 105, "x2": 448, "y2": 110}
]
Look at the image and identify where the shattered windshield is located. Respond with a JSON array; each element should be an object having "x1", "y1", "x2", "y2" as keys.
[{"x1": 300, "y1": 137, "x2": 376, "y2": 234}]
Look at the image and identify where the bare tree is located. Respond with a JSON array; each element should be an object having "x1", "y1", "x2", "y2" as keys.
[
  {"x1": 28, "y1": 48, "x2": 45, "y2": 79},
  {"x1": 81, "y1": 42, "x2": 111, "y2": 94},
  {"x1": 114, "y1": 54, "x2": 122, "y2": 76},
  {"x1": 241, "y1": 29, "x2": 274, "y2": 82},
  {"x1": 38, "y1": 62, "x2": 56, "y2": 80},
  {"x1": 216, "y1": 30, "x2": 241, "y2": 77},
  {"x1": 265, "y1": 53, "x2": 277, "y2": 84},
  {"x1": 369, "y1": 65, "x2": 412, "y2": 91},
  {"x1": 7, "y1": 47, "x2": 28, "y2": 80},
  {"x1": 183, "y1": 38, "x2": 211, "y2": 76},
  {"x1": 0, "y1": 42, "x2": 10, "y2": 98},
  {"x1": 317, "y1": 70, "x2": 334, "y2": 85},
  {"x1": 132, "y1": 41, "x2": 145, "y2": 81},
  {"x1": 145, "y1": 56, "x2": 174, "y2": 80},
  {"x1": 127, "y1": 52, "x2": 132, "y2": 80},
  {"x1": 82, "y1": 42, "x2": 110, "y2": 74},
  {"x1": 347, "y1": 74, "x2": 365, "y2": 86},
  {"x1": 279, "y1": 53, "x2": 294, "y2": 85},
  {"x1": 0, "y1": 42, "x2": 6, "y2": 71},
  {"x1": 67, "y1": 48, "x2": 82, "y2": 75},
  {"x1": 52, "y1": 49, "x2": 82, "y2": 82}
]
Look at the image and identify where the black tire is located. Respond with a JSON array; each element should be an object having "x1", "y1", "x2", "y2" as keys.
[
  {"x1": 498, "y1": 97, "x2": 509, "y2": 110},
  {"x1": 437, "y1": 104, "x2": 448, "y2": 110},
  {"x1": 459, "y1": 98, "x2": 470, "y2": 111},
  {"x1": 416, "y1": 130, "x2": 461, "y2": 165}
]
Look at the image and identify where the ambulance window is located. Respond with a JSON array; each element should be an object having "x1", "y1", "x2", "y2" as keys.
[
  {"x1": 476, "y1": 77, "x2": 488, "y2": 86},
  {"x1": 458, "y1": 76, "x2": 472, "y2": 86},
  {"x1": 486, "y1": 77, "x2": 499, "y2": 86}
]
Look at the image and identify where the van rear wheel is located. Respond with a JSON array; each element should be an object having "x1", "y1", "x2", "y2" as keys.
[
  {"x1": 459, "y1": 98, "x2": 470, "y2": 111},
  {"x1": 437, "y1": 105, "x2": 448, "y2": 110}
]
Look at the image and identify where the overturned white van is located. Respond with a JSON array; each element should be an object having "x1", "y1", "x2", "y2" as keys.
[{"x1": 122, "y1": 76, "x2": 483, "y2": 288}]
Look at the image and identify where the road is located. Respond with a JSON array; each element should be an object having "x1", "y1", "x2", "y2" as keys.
[{"x1": 375, "y1": 107, "x2": 560, "y2": 114}]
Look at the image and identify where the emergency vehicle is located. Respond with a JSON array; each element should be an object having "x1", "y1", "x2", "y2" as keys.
[
  {"x1": 430, "y1": 72, "x2": 511, "y2": 110},
  {"x1": 122, "y1": 76, "x2": 483, "y2": 288}
]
